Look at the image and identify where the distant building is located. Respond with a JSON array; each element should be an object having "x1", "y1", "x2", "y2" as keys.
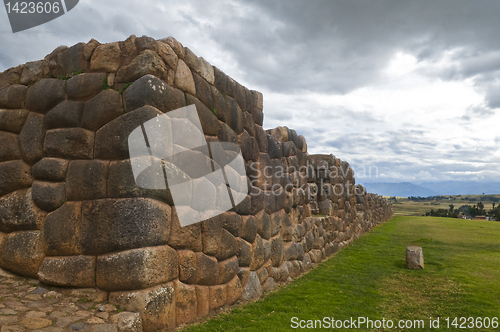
[{"x1": 474, "y1": 215, "x2": 487, "y2": 220}]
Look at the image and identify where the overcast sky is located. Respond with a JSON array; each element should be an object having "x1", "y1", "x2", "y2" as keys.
[{"x1": 1, "y1": 0, "x2": 499, "y2": 184}]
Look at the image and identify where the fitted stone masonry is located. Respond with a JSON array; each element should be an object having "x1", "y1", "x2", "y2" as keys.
[{"x1": 0, "y1": 35, "x2": 393, "y2": 331}]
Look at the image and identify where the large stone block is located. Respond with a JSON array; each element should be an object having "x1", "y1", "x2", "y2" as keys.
[
  {"x1": 123, "y1": 74, "x2": 186, "y2": 113},
  {"x1": 44, "y1": 100, "x2": 85, "y2": 129},
  {"x1": 255, "y1": 210, "x2": 272, "y2": 240},
  {"x1": 239, "y1": 216, "x2": 257, "y2": 243},
  {"x1": 157, "y1": 41, "x2": 178, "y2": 71},
  {"x1": 97, "y1": 245, "x2": 178, "y2": 291},
  {"x1": 0, "y1": 131, "x2": 21, "y2": 162},
  {"x1": 218, "y1": 256, "x2": 239, "y2": 285},
  {"x1": 195, "y1": 285, "x2": 209, "y2": 318},
  {"x1": 193, "y1": 72, "x2": 213, "y2": 110},
  {"x1": 90, "y1": 43, "x2": 121, "y2": 72},
  {"x1": 44, "y1": 128, "x2": 95, "y2": 159},
  {"x1": 0, "y1": 108, "x2": 29, "y2": 134},
  {"x1": 186, "y1": 94, "x2": 220, "y2": 136},
  {"x1": 94, "y1": 105, "x2": 162, "y2": 160},
  {"x1": 32, "y1": 158, "x2": 69, "y2": 182},
  {"x1": 43, "y1": 201, "x2": 82, "y2": 256},
  {"x1": 80, "y1": 198, "x2": 171, "y2": 255},
  {"x1": 81, "y1": 90, "x2": 123, "y2": 131},
  {"x1": 38, "y1": 255, "x2": 96, "y2": 288},
  {"x1": 225, "y1": 96, "x2": 244, "y2": 135},
  {"x1": 195, "y1": 252, "x2": 219, "y2": 286},
  {"x1": 217, "y1": 229, "x2": 238, "y2": 262},
  {"x1": 66, "y1": 160, "x2": 109, "y2": 201},
  {"x1": 241, "y1": 271, "x2": 262, "y2": 301},
  {"x1": 52, "y1": 42, "x2": 97, "y2": 78},
  {"x1": 0, "y1": 160, "x2": 33, "y2": 197},
  {"x1": 31, "y1": 181, "x2": 66, "y2": 212},
  {"x1": 19, "y1": 112, "x2": 46, "y2": 164},
  {"x1": 250, "y1": 234, "x2": 266, "y2": 271},
  {"x1": 225, "y1": 275, "x2": 242, "y2": 305},
  {"x1": 174, "y1": 280, "x2": 197, "y2": 325},
  {"x1": 0, "y1": 84, "x2": 27, "y2": 109},
  {"x1": 238, "y1": 238, "x2": 252, "y2": 267},
  {"x1": 270, "y1": 235, "x2": 284, "y2": 267},
  {"x1": 66, "y1": 73, "x2": 107, "y2": 101},
  {"x1": 116, "y1": 50, "x2": 168, "y2": 83},
  {"x1": 0, "y1": 189, "x2": 45, "y2": 233},
  {"x1": 25, "y1": 79, "x2": 66, "y2": 114},
  {"x1": 0, "y1": 65, "x2": 23, "y2": 90},
  {"x1": 183, "y1": 47, "x2": 200, "y2": 73},
  {"x1": 0, "y1": 230, "x2": 44, "y2": 278},
  {"x1": 109, "y1": 282, "x2": 176, "y2": 331},
  {"x1": 168, "y1": 209, "x2": 202, "y2": 252},
  {"x1": 209, "y1": 284, "x2": 226, "y2": 311},
  {"x1": 201, "y1": 215, "x2": 223, "y2": 257},
  {"x1": 161, "y1": 36, "x2": 185, "y2": 59},
  {"x1": 178, "y1": 250, "x2": 198, "y2": 284},
  {"x1": 20, "y1": 60, "x2": 49, "y2": 86},
  {"x1": 199, "y1": 57, "x2": 215, "y2": 85}
]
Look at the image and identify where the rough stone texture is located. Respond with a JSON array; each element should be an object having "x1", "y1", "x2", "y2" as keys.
[
  {"x1": 167, "y1": 210, "x2": 203, "y2": 252},
  {"x1": 94, "y1": 105, "x2": 162, "y2": 160},
  {"x1": 116, "y1": 50, "x2": 168, "y2": 83},
  {"x1": 174, "y1": 280, "x2": 197, "y2": 325},
  {"x1": 0, "y1": 160, "x2": 33, "y2": 197},
  {"x1": 178, "y1": 250, "x2": 198, "y2": 284},
  {"x1": 25, "y1": 79, "x2": 66, "y2": 114},
  {"x1": 111, "y1": 312, "x2": 143, "y2": 332},
  {"x1": 19, "y1": 112, "x2": 46, "y2": 165},
  {"x1": 0, "y1": 65, "x2": 23, "y2": 90},
  {"x1": 43, "y1": 202, "x2": 82, "y2": 256},
  {"x1": 0, "y1": 189, "x2": 45, "y2": 233},
  {"x1": 81, "y1": 90, "x2": 123, "y2": 131},
  {"x1": 67, "y1": 73, "x2": 106, "y2": 101},
  {"x1": 32, "y1": 157, "x2": 69, "y2": 182},
  {"x1": 97, "y1": 245, "x2": 178, "y2": 291},
  {"x1": 123, "y1": 74, "x2": 186, "y2": 113},
  {"x1": 0, "y1": 131, "x2": 21, "y2": 162},
  {"x1": 241, "y1": 271, "x2": 262, "y2": 301},
  {"x1": 406, "y1": 246, "x2": 424, "y2": 270},
  {"x1": 37, "y1": 255, "x2": 96, "y2": 288},
  {"x1": 80, "y1": 198, "x2": 171, "y2": 255},
  {"x1": 174, "y1": 59, "x2": 196, "y2": 95},
  {"x1": 195, "y1": 252, "x2": 219, "y2": 286},
  {"x1": 0, "y1": 85, "x2": 27, "y2": 109},
  {"x1": 218, "y1": 256, "x2": 239, "y2": 285},
  {"x1": 157, "y1": 41, "x2": 178, "y2": 72},
  {"x1": 31, "y1": 181, "x2": 66, "y2": 212},
  {"x1": 209, "y1": 284, "x2": 226, "y2": 311},
  {"x1": 44, "y1": 128, "x2": 95, "y2": 159},
  {"x1": 186, "y1": 94, "x2": 220, "y2": 136},
  {"x1": 225, "y1": 275, "x2": 243, "y2": 305},
  {"x1": 225, "y1": 96, "x2": 244, "y2": 135},
  {"x1": 109, "y1": 282, "x2": 176, "y2": 331},
  {"x1": 91, "y1": 43, "x2": 122, "y2": 72},
  {"x1": 20, "y1": 60, "x2": 49, "y2": 85},
  {"x1": 1, "y1": 230, "x2": 44, "y2": 278},
  {"x1": 0, "y1": 108, "x2": 29, "y2": 134},
  {"x1": 52, "y1": 41, "x2": 98, "y2": 78},
  {"x1": 44, "y1": 100, "x2": 85, "y2": 129},
  {"x1": 66, "y1": 160, "x2": 109, "y2": 201}
]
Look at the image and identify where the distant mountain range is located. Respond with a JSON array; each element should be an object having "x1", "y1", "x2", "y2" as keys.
[{"x1": 361, "y1": 181, "x2": 500, "y2": 197}]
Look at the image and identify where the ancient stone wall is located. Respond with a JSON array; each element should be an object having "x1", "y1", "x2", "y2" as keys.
[{"x1": 0, "y1": 35, "x2": 393, "y2": 331}]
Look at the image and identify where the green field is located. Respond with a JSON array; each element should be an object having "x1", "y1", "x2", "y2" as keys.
[
  {"x1": 389, "y1": 195, "x2": 500, "y2": 216},
  {"x1": 181, "y1": 217, "x2": 500, "y2": 332}
]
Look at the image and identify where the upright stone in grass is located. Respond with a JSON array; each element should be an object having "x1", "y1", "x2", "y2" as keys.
[{"x1": 406, "y1": 246, "x2": 424, "y2": 269}]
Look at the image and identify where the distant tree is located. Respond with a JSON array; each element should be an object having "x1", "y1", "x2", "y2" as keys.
[{"x1": 449, "y1": 204, "x2": 455, "y2": 214}]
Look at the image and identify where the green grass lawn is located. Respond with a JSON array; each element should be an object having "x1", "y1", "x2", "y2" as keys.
[{"x1": 181, "y1": 216, "x2": 500, "y2": 331}]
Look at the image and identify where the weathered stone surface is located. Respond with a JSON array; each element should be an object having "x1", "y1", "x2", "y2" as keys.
[
  {"x1": 81, "y1": 198, "x2": 170, "y2": 255},
  {"x1": 195, "y1": 252, "x2": 219, "y2": 286},
  {"x1": 32, "y1": 158, "x2": 69, "y2": 181},
  {"x1": 168, "y1": 209, "x2": 202, "y2": 252},
  {"x1": 81, "y1": 90, "x2": 123, "y2": 131},
  {"x1": 254, "y1": 125, "x2": 267, "y2": 153},
  {"x1": 225, "y1": 96, "x2": 244, "y2": 135},
  {"x1": 270, "y1": 235, "x2": 284, "y2": 267},
  {"x1": 135, "y1": 35, "x2": 157, "y2": 53},
  {"x1": 19, "y1": 112, "x2": 46, "y2": 165},
  {"x1": 116, "y1": 50, "x2": 168, "y2": 83},
  {"x1": 241, "y1": 271, "x2": 262, "y2": 301},
  {"x1": 0, "y1": 108, "x2": 29, "y2": 134},
  {"x1": 262, "y1": 277, "x2": 277, "y2": 292},
  {"x1": 1, "y1": 230, "x2": 44, "y2": 278},
  {"x1": 174, "y1": 280, "x2": 197, "y2": 325},
  {"x1": 0, "y1": 160, "x2": 33, "y2": 197},
  {"x1": 0, "y1": 131, "x2": 21, "y2": 162},
  {"x1": 66, "y1": 160, "x2": 109, "y2": 201},
  {"x1": 94, "y1": 105, "x2": 162, "y2": 160},
  {"x1": 31, "y1": 181, "x2": 66, "y2": 212},
  {"x1": 0, "y1": 65, "x2": 23, "y2": 90},
  {"x1": 201, "y1": 216, "x2": 223, "y2": 257},
  {"x1": 174, "y1": 59, "x2": 196, "y2": 95},
  {"x1": 225, "y1": 275, "x2": 242, "y2": 305},
  {"x1": 199, "y1": 57, "x2": 215, "y2": 85},
  {"x1": 0, "y1": 85, "x2": 27, "y2": 109},
  {"x1": 97, "y1": 245, "x2": 178, "y2": 291},
  {"x1": 157, "y1": 42, "x2": 178, "y2": 71},
  {"x1": 52, "y1": 42, "x2": 98, "y2": 78},
  {"x1": 267, "y1": 135, "x2": 283, "y2": 159},
  {"x1": 186, "y1": 94, "x2": 220, "y2": 136},
  {"x1": 284, "y1": 242, "x2": 305, "y2": 261},
  {"x1": 406, "y1": 246, "x2": 424, "y2": 269},
  {"x1": 255, "y1": 210, "x2": 272, "y2": 240},
  {"x1": 123, "y1": 74, "x2": 186, "y2": 113},
  {"x1": 193, "y1": 72, "x2": 213, "y2": 110},
  {"x1": 44, "y1": 128, "x2": 94, "y2": 159},
  {"x1": 250, "y1": 234, "x2": 266, "y2": 271},
  {"x1": 239, "y1": 216, "x2": 257, "y2": 243},
  {"x1": 0, "y1": 188, "x2": 45, "y2": 233},
  {"x1": 67, "y1": 73, "x2": 107, "y2": 101},
  {"x1": 178, "y1": 250, "x2": 198, "y2": 284},
  {"x1": 43, "y1": 202, "x2": 82, "y2": 256},
  {"x1": 183, "y1": 47, "x2": 200, "y2": 73},
  {"x1": 217, "y1": 122, "x2": 238, "y2": 144},
  {"x1": 25, "y1": 79, "x2": 66, "y2": 114},
  {"x1": 38, "y1": 255, "x2": 96, "y2": 288},
  {"x1": 238, "y1": 238, "x2": 252, "y2": 267},
  {"x1": 44, "y1": 100, "x2": 85, "y2": 129},
  {"x1": 109, "y1": 282, "x2": 175, "y2": 331},
  {"x1": 209, "y1": 284, "x2": 226, "y2": 311},
  {"x1": 238, "y1": 129, "x2": 253, "y2": 162},
  {"x1": 111, "y1": 312, "x2": 142, "y2": 332},
  {"x1": 299, "y1": 135, "x2": 307, "y2": 152},
  {"x1": 217, "y1": 229, "x2": 238, "y2": 261},
  {"x1": 90, "y1": 43, "x2": 121, "y2": 72},
  {"x1": 20, "y1": 317, "x2": 53, "y2": 329},
  {"x1": 195, "y1": 285, "x2": 209, "y2": 318},
  {"x1": 161, "y1": 36, "x2": 185, "y2": 59},
  {"x1": 218, "y1": 256, "x2": 239, "y2": 285},
  {"x1": 269, "y1": 212, "x2": 281, "y2": 237},
  {"x1": 20, "y1": 60, "x2": 49, "y2": 85}
]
